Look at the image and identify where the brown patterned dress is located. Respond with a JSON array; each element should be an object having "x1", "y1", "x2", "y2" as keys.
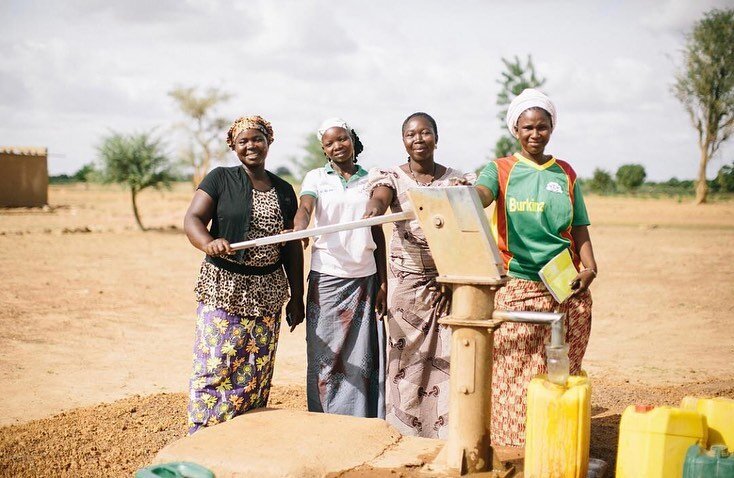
[
  {"x1": 491, "y1": 278, "x2": 592, "y2": 446},
  {"x1": 368, "y1": 166, "x2": 474, "y2": 439}
]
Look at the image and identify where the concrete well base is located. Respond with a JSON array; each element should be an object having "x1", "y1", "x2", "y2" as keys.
[{"x1": 153, "y1": 408, "x2": 445, "y2": 477}]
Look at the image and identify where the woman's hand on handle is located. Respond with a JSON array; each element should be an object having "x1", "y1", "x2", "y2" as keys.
[
  {"x1": 363, "y1": 186, "x2": 393, "y2": 218},
  {"x1": 291, "y1": 226, "x2": 310, "y2": 249},
  {"x1": 203, "y1": 238, "x2": 233, "y2": 256},
  {"x1": 279, "y1": 229, "x2": 296, "y2": 247},
  {"x1": 363, "y1": 205, "x2": 381, "y2": 219},
  {"x1": 448, "y1": 177, "x2": 471, "y2": 186}
]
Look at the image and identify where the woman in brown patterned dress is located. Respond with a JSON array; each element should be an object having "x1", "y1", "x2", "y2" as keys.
[
  {"x1": 364, "y1": 112, "x2": 474, "y2": 439},
  {"x1": 183, "y1": 115, "x2": 304, "y2": 434}
]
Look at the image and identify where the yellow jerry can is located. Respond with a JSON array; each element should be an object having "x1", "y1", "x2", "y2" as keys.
[
  {"x1": 616, "y1": 405, "x2": 707, "y2": 478},
  {"x1": 524, "y1": 374, "x2": 591, "y2": 478},
  {"x1": 681, "y1": 396, "x2": 734, "y2": 448}
]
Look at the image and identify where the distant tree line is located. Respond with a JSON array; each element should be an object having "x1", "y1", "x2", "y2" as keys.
[
  {"x1": 49, "y1": 163, "x2": 98, "y2": 184},
  {"x1": 582, "y1": 161, "x2": 734, "y2": 196},
  {"x1": 49, "y1": 162, "x2": 191, "y2": 185}
]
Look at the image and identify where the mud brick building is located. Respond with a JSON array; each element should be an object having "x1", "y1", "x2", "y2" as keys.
[{"x1": 0, "y1": 146, "x2": 48, "y2": 207}]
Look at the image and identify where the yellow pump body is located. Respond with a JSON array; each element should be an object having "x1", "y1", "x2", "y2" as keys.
[
  {"x1": 616, "y1": 405, "x2": 707, "y2": 478},
  {"x1": 524, "y1": 375, "x2": 591, "y2": 478},
  {"x1": 681, "y1": 396, "x2": 734, "y2": 448}
]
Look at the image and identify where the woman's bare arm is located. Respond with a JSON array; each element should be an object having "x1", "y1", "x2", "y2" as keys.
[
  {"x1": 570, "y1": 225, "x2": 597, "y2": 293},
  {"x1": 371, "y1": 225, "x2": 388, "y2": 319},
  {"x1": 184, "y1": 190, "x2": 233, "y2": 256},
  {"x1": 364, "y1": 186, "x2": 394, "y2": 218},
  {"x1": 293, "y1": 195, "x2": 316, "y2": 249},
  {"x1": 475, "y1": 185, "x2": 495, "y2": 208}
]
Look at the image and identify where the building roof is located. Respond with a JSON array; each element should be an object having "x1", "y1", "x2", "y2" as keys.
[{"x1": 0, "y1": 146, "x2": 48, "y2": 156}]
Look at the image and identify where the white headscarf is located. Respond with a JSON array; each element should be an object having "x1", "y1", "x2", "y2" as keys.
[
  {"x1": 505, "y1": 88, "x2": 557, "y2": 138},
  {"x1": 317, "y1": 118, "x2": 351, "y2": 141}
]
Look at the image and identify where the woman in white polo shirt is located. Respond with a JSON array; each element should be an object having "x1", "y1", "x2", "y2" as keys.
[{"x1": 293, "y1": 118, "x2": 387, "y2": 419}]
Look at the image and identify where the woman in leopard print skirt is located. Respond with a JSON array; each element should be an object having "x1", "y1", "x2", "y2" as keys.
[{"x1": 183, "y1": 115, "x2": 304, "y2": 434}]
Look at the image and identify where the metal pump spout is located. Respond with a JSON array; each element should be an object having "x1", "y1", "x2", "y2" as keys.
[{"x1": 491, "y1": 310, "x2": 566, "y2": 347}]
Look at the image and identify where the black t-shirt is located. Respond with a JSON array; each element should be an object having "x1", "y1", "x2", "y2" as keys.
[{"x1": 198, "y1": 166, "x2": 297, "y2": 272}]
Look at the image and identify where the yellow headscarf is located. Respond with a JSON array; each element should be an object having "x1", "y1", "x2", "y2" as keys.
[{"x1": 226, "y1": 115, "x2": 274, "y2": 150}]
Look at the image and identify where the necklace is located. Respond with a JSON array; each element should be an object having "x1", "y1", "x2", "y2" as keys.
[{"x1": 408, "y1": 159, "x2": 437, "y2": 186}]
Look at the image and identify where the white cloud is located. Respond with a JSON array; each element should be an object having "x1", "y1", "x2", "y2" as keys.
[
  {"x1": 1, "y1": 0, "x2": 730, "y2": 180},
  {"x1": 640, "y1": 0, "x2": 731, "y2": 34}
]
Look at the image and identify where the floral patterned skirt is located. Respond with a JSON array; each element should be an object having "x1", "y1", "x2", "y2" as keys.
[
  {"x1": 187, "y1": 302, "x2": 281, "y2": 434},
  {"x1": 491, "y1": 278, "x2": 592, "y2": 446}
]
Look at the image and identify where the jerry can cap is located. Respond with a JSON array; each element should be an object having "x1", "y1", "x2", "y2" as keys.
[
  {"x1": 635, "y1": 404, "x2": 655, "y2": 413},
  {"x1": 710, "y1": 445, "x2": 730, "y2": 458}
]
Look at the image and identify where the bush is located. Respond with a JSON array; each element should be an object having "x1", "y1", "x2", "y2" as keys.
[
  {"x1": 587, "y1": 168, "x2": 616, "y2": 194},
  {"x1": 716, "y1": 163, "x2": 734, "y2": 192},
  {"x1": 616, "y1": 164, "x2": 646, "y2": 191}
]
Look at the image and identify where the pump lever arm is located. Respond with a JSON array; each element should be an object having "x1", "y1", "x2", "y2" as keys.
[{"x1": 229, "y1": 211, "x2": 414, "y2": 251}]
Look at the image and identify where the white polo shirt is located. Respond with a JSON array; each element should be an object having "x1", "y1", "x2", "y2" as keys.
[{"x1": 300, "y1": 163, "x2": 377, "y2": 278}]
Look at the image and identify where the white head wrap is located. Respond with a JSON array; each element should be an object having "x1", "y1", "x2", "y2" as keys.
[
  {"x1": 317, "y1": 117, "x2": 351, "y2": 141},
  {"x1": 505, "y1": 88, "x2": 557, "y2": 138}
]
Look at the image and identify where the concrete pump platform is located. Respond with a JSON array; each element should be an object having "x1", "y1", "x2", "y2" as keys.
[{"x1": 153, "y1": 408, "x2": 524, "y2": 477}]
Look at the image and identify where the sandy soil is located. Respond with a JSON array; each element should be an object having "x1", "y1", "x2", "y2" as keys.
[{"x1": 0, "y1": 184, "x2": 733, "y2": 477}]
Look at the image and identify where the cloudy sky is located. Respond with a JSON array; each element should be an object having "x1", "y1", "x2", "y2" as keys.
[{"x1": 2, "y1": 0, "x2": 732, "y2": 180}]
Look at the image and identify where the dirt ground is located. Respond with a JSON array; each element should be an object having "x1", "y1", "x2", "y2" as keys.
[{"x1": 1, "y1": 184, "x2": 733, "y2": 477}]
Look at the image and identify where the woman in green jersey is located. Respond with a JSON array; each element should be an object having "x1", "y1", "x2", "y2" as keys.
[{"x1": 474, "y1": 89, "x2": 598, "y2": 447}]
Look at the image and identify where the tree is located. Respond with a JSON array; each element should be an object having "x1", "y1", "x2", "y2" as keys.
[
  {"x1": 716, "y1": 162, "x2": 734, "y2": 192},
  {"x1": 169, "y1": 86, "x2": 232, "y2": 187},
  {"x1": 98, "y1": 131, "x2": 176, "y2": 231},
  {"x1": 672, "y1": 8, "x2": 734, "y2": 204},
  {"x1": 587, "y1": 168, "x2": 616, "y2": 194},
  {"x1": 616, "y1": 164, "x2": 646, "y2": 192},
  {"x1": 291, "y1": 133, "x2": 327, "y2": 178},
  {"x1": 494, "y1": 55, "x2": 546, "y2": 158},
  {"x1": 73, "y1": 163, "x2": 97, "y2": 182},
  {"x1": 664, "y1": 177, "x2": 681, "y2": 187}
]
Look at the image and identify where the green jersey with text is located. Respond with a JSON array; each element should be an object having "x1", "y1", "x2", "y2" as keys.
[{"x1": 476, "y1": 153, "x2": 590, "y2": 281}]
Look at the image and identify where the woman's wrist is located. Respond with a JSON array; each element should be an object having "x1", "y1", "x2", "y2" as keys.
[
  {"x1": 580, "y1": 267, "x2": 597, "y2": 278},
  {"x1": 292, "y1": 218, "x2": 308, "y2": 231}
]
